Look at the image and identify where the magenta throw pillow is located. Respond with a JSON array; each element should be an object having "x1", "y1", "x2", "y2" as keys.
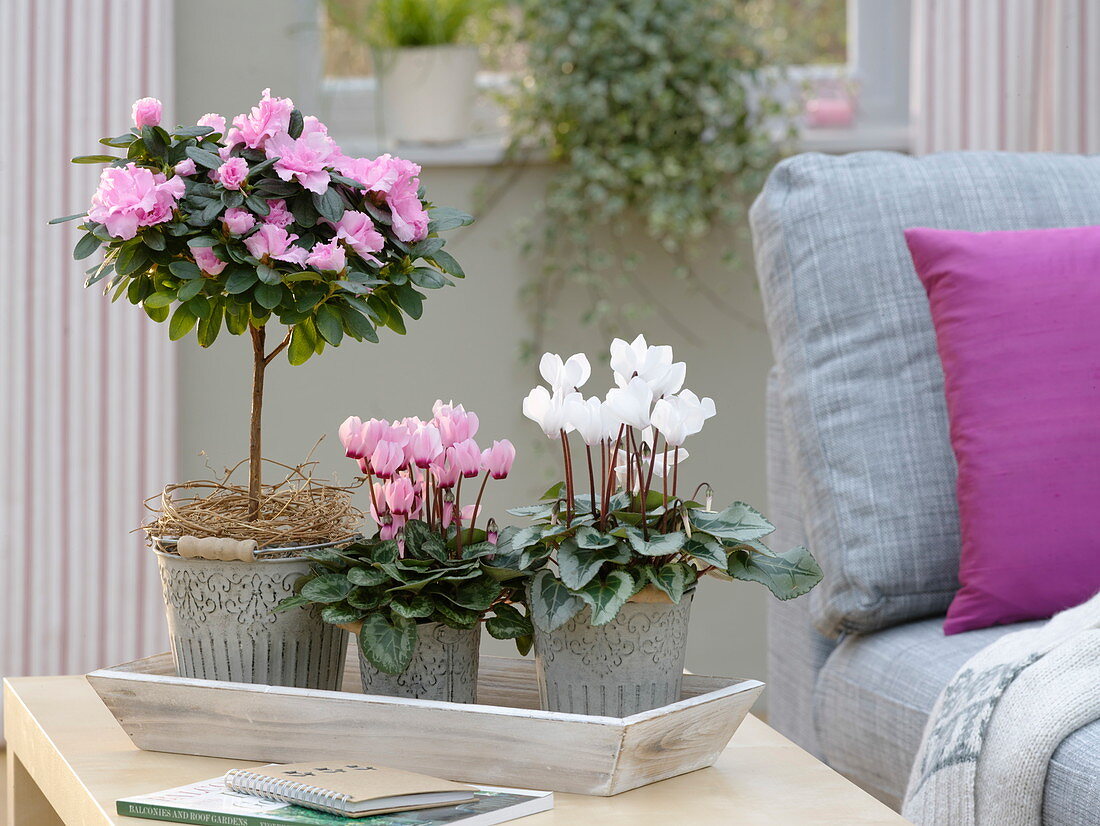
[{"x1": 905, "y1": 226, "x2": 1100, "y2": 635}]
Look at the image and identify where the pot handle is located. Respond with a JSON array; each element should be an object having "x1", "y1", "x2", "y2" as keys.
[{"x1": 176, "y1": 535, "x2": 258, "y2": 562}]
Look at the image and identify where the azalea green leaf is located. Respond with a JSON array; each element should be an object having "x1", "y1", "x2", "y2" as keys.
[
  {"x1": 74, "y1": 232, "x2": 102, "y2": 260},
  {"x1": 168, "y1": 303, "x2": 197, "y2": 340}
]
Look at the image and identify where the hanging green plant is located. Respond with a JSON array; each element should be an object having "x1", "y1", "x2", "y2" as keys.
[{"x1": 503, "y1": 0, "x2": 793, "y2": 350}]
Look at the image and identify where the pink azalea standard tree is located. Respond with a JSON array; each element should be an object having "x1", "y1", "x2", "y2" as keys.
[{"x1": 55, "y1": 91, "x2": 472, "y2": 519}]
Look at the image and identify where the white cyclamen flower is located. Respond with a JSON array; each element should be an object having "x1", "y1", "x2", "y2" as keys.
[
  {"x1": 609, "y1": 334, "x2": 685, "y2": 397},
  {"x1": 651, "y1": 389, "x2": 717, "y2": 446},
  {"x1": 522, "y1": 386, "x2": 579, "y2": 438},
  {"x1": 539, "y1": 352, "x2": 591, "y2": 393},
  {"x1": 604, "y1": 376, "x2": 654, "y2": 430},
  {"x1": 564, "y1": 395, "x2": 617, "y2": 446}
]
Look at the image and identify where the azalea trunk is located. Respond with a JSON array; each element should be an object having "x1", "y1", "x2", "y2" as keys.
[{"x1": 248, "y1": 325, "x2": 266, "y2": 521}]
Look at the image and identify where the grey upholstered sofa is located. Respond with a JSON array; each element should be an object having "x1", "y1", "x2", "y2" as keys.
[{"x1": 752, "y1": 151, "x2": 1100, "y2": 822}]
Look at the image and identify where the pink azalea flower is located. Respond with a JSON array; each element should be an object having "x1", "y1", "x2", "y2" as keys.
[
  {"x1": 301, "y1": 115, "x2": 330, "y2": 137},
  {"x1": 217, "y1": 157, "x2": 248, "y2": 191},
  {"x1": 173, "y1": 158, "x2": 197, "y2": 176},
  {"x1": 387, "y1": 175, "x2": 429, "y2": 242},
  {"x1": 333, "y1": 211, "x2": 384, "y2": 263},
  {"x1": 87, "y1": 164, "x2": 183, "y2": 240},
  {"x1": 193, "y1": 246, "x2": 226, "y2": 276},
  {"x1": 131, "y1": 97, "x2": 162, "y2": 129},
  {"x1": 197, "y1": 113, "x2": 226, "y2": 134},
  {"x1": 265, "y1": 129, "x2": 339, "y2": 194},
  {"x1": 480, "y1": 439, "x2": 516, "y2": 480},
  {"x1": 243, "y1": 223, "x2": 308, "y2": 266},
  {"x1": 263, "y1": 198, "x2": 294, "y2": 228},
  {"x1": 227, "y1": 88, "x2": 293, "y2": 150},
  {"x1": 222, "y1": 207, "x2": 256, "y2": 235},
  {"x1": 305, "y1": 238, "x2": 346, "y2": 273},
  {"x1": 335, "y1": 153, "x2": 404, "y2": 194}
]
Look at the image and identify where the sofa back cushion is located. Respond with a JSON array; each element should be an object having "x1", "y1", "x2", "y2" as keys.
[{"x1": 750, "y1": 151, "x2": 1100, "y2": 637}]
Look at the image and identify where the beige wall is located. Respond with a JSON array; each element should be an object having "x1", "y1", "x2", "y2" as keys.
[{"x1": 174, "y1": 0, "x2": 777, "y2": 698}]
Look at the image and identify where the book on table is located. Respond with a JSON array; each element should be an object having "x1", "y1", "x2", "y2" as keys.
[{"x1": 115, "y1": 761, "x2": 553, "y2": 826}]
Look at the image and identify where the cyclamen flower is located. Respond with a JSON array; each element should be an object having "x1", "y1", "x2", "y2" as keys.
[
  {"x1": 305, "y1": 238, "x2": 346, "y2": 273},
  {"x1": 227, "y1": 88, "x2": 293, "y2": 150},
  {"x1": 370, "y1": 439, "x2": 406, "y2": 479},
  {"x1": 383, "y1": 477, "x2": 418, "y2": 516},
  {"x1": 264, "y1": 198, "x2": 293, "y2": 228},
  {"x1": 430, "y1": 450, "x2": 461, "y2": 490},
  {"x1": 539, "y1": 352, "x2": 591, "y2": 393},
  {"x1": 131, "y1": 97, "x2": 162, "y2": 128},
  {"x1": 193, "y1": 246, "x2": 226, "y2": 276},
  {"x1": 244, "y1": 223, "x2": 308, "y2": 266},
  {"x1": 407, "y1": 423, "x2": 443, "y2": 469},
  {"x1": 222, "y1": 207, "x2": 255, "y2": 235},
  {"x1": 266, "y1": 129, "x2": 339, "y2": 194},
  {"x1": 522, "y1": 386, "x2": 578, "y2": 438},
  {"x1": 197, "y1": 113, "x2": 226, "y2": 134},
  {"x1": 481, "y1": 440, "x2": 516, "y2": 480},
  {"x1": 604, "y1": 376, "x2": 654, "y2": 430},
  {"x1": 333, "y1": 211, "x2": 384, "y2": 264},
  {"x1": 650, "y1": 390, "x2": 716, "y2": 447},
  {"x1": 173, "y1": 158, "x2": 197, "y2": 176},
  {"x1": 216, "y1": 157, "x2": 248, "y2": 190},
  {"x1": 610, "y1": 334, "x2": 685, "y2": 398},
  {"x1": 451, "y1": 438, "x2": 483, "y2": 478},
  {"x1": 87, "y1": 163, "x2": 183, "y2": 240},
  {"x1": 432, "y1": 401, "x2": 479, "y2": 447}
]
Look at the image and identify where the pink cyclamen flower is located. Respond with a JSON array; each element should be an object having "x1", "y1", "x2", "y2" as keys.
[
  {"x1": 265, "y1": 129, "x2": 339, "y2": 194},
  {"x1": 432, "y1": 401, "x2": 479, "y2": 448},
  {"x1": 333, "y1": 211, "x2": 384, "y2": 264},
  {"x1": 193, "y1": 246, "x2": 226, "y2": 276},
  {"x1": 173, "y1": 158, "x2": 197, "y2": 176},
  {"x1": 451, "y1": 438, "x2": 482, "y2": 479},
  {"x1": 131, "y1": 97, "x2": 162, "y2": 129},
  {"x1": 369, "y1": 439, "x2": 406, "y2": 479},
  {"x1": 197, "y1": 113, "x2": 226, "y2": 134},
  {"x1": 305, "y1": 238, "x2": 346, "y2": 273},
  {"x1": 217, "y1": 157, "x2": 248, "y2": 191},
  {"x1": 379, "y1": 512, "x2": 407, "y2": 543},
  {"x1": 480, "y1": 439, "x2": 516, "y2": 480},
  {"x1": 244, "y1": 223, "x2": 308, "y2": 266},
  {"x1": 384, "y1": 477, "x2": 418, "y2": 516},
  {"x1": 407, "y1": 423, "x2": 443, "y2": 469},
  {"x1": 442, "y1": 502, "x2": 479, "y2": 530},
  {"x1": 264, "y1": 198, "x2": 294, "y2": 228},
  {"x1": 222, "y1": 207, "x2": 256, "y2": 235},
  {"x1": 430, "y1": 451, "x2": 461, "y2": 490},
  {"x1": 227, "y1": 88, "x2": 293, "y2": 150},
  {"x1": 87, "y1": 164, "x2": 183, "y2": 240},
  {"x1": 387, "y1": 175, "x2": 429, "y2": 243},
  {"x1": 339, "y1": 416, "x2": 363, "y2": 457}
]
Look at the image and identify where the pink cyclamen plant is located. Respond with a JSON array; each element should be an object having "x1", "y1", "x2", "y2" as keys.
[
  {"x1": 339, "y1": 404, "x2": 514, "y2": 553},
  {"x1": 56, "y1": 89, "x2": 472, "y2": 518}
]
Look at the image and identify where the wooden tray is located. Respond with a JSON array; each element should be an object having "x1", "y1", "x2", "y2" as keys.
[{"x1": 87, "y1": 646, "x2": 763, "y2": 796}]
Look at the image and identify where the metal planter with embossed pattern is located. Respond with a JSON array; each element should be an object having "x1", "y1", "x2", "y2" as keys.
[
  {"x1": 532, "y1": 590, "x2": 694, "y2": 716},
  {"x1": 156, "y1": 550, "x2": 346, "y2": 690},
  {"x1": 355, "y1": 621, "x2": 480, "y2": 703}
]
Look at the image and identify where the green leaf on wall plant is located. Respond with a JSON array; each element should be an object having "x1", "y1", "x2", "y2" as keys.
[
  {"x1": 726, "y1": 545, "x2": 823, "y2": 601},
  {"x1": 359, "y1": 613, "x2": 417, "y2": 675},
  {"x1": 578, "y1": 570, "x2": 635, "y2": 626},
  {"x1": 530, "y1": 569, "x2": 585, "y2": 632}
]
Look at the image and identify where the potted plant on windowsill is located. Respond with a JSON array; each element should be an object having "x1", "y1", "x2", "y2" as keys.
[
  {"x1": 54, "y1": 90, "x2": 472, "y2": 690},
  {"x1": 277, "y1": 403, "x2": 532, "y2": 702},
  {"x1": 508, "y1": 336, "x2": 823, "y2": 716},
  {"x1": 324, "y1": 0, "x2": 492, "y2": 144}
]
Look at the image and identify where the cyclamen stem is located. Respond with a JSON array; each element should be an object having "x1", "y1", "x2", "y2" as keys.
[
  {"x1": 585, "y1": 444, "x2": 598, "y2": 518},
  {"x1": 559, "y1": 430, "x2": 574, "y2": 523},
  {"x1": 454, "y1": 477, "x2": 464, "y2": 558},
  {"x1": 641, "y1": 429, "x2": 661, "y2": 517},
  {"x1": 602, "y1": 425, "x2": 626, "y2": 527},
  {"x1": 469, "y1": 472, "x2": 490, "y2": 539}
]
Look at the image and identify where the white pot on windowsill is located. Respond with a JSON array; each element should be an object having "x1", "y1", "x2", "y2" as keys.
[{"x1": 376, "y1": 44, "x2": 479, "y2": 145}]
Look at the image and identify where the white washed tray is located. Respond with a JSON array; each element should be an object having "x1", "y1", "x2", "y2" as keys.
[{"x1": 87, "y1": 646, "x2": 763, "y2": 796}]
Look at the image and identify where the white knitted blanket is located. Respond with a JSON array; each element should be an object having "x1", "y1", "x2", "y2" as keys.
[{"x1": 903, "y1": 591, "x2": 1100, "y2": 826}]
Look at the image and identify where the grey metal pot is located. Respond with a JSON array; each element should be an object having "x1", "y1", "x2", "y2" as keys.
[
  {"x1": 156, "y1": 550, "x2": 346, "y2": 690},
  {"x1": 356, "y1": 621, "x2": 480, "y2": 703},
  {"x1": 533, "y1": 590, "x2": 694, "y2": 717}
]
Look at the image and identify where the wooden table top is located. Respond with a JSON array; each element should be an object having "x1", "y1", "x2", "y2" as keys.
[{"x1": 4, "y1": 676, "x2": 908, "y2": 825}]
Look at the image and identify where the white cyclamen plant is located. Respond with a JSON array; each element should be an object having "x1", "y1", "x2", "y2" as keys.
[{"x1": 500, "y1": 335, "x2": 823, "y2": 632}]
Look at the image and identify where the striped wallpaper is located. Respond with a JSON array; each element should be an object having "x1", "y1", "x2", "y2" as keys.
[
  {"x1": 0, "y1": 0, "x2": 177, "y2": 734},
  {"x1": 912, "y1": 0, "x2": 1100, "y2": 153}
]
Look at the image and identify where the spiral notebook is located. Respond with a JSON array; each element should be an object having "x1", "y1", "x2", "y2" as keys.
[{"x1": 223, "y1": 762, "x2": 477, "y2": 817}]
